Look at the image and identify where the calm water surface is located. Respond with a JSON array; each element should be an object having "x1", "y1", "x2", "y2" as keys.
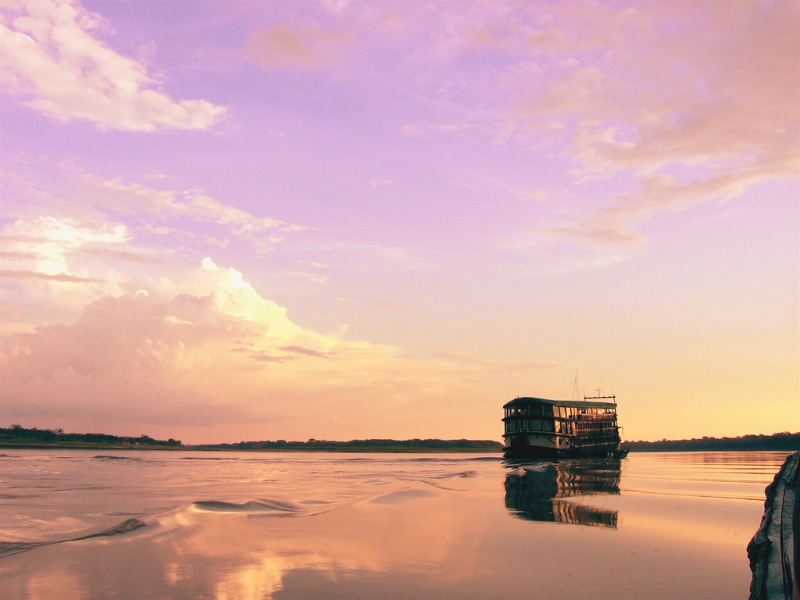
[{"x1": 0, "y1": 450, "x2": 790, "y2": 599}]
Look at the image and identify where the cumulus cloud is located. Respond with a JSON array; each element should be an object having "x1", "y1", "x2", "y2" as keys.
[
  {"x1": 0, "y1": 254, "x2": 569, "y2": 440},
  {"x1": 0, "y1": 159, "x2": 310, "y2": 336},
  {"x1": 1, "y1": 257, "x2": 546, "y2": 438},
  {"x1": 0, "y1": 258, "x2": 369, "y2": 427},
  {"x1": 0, "y1": 0, "x2": 226, "y2": 130}
]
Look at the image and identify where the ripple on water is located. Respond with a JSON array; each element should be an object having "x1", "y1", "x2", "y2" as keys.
[
  {"x1": 369, "y1": 488, "x2": 438, "y2": 505},
  {"x1": 193, "y1": 499, "x2": 304, "y2": 514}
]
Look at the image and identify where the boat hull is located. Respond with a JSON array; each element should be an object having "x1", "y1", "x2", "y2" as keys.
[
  {"x1": 503, "y1": 432, "x2": 624, "y2": 459},
  {"x1": 503, "y1": 444, "x2": 623, "y2": 459}
]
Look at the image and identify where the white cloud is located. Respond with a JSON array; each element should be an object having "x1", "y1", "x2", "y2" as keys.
[
  {"x1": 1, "y1": 216, "x2": 130, "y2": 275},
  {"x1": 0, "y1": 258, "x2": 401, "y2": 430},
  {"x1": 0, "y1": 0, "x2": 226, "y2": 131}
]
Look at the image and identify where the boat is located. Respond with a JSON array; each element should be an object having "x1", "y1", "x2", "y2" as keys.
[{"x1": 502, "y1": 395, "x2": 628, "y2": 459}]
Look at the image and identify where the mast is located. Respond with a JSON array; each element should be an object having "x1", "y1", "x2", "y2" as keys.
[{"x1": 572, "y1": 370, "x2": 580, "y2": 401}]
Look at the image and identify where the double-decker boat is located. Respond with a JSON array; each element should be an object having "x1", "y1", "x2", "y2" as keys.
[{"x1": 502, "y1": 395, "x2": 627, "y2": 459}]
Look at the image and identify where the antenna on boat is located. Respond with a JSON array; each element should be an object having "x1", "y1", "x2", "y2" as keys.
[{"x1": 572, "y1": 369, "x2": 579, "y2": 401}]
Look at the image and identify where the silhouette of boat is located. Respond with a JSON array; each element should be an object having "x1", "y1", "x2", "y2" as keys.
[{"x1": 503, "y1": 395, "x2": 628, "y2": 459}]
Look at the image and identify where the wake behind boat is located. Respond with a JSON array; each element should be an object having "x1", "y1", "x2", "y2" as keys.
[{"x1": 502, "y1": 395, "x2": 628, "y2": 459}]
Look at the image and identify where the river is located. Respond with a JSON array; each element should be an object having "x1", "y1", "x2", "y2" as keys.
[{"x1": 0, "y1": 449, "x2": 789, "y2": 599}]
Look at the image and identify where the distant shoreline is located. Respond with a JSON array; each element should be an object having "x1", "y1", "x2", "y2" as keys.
[
  {"x1": 0, "y1": 427, "x2": 504, "y2": 453},
  {"x1": 2, "y1": 426, "x2": 797, "y2": 453},
  {"x1": 626, "y1": 432, "x2": 799, "y2": 453},
  {"x1": 0, "y1": 442, "x2": 502, "y2": 453},
  {"x1": 2, "y1": 443, "x2": 797, "y2": 453},
  {"x1": 2, "y1": 443, "x2": 796, "y2": 453}
]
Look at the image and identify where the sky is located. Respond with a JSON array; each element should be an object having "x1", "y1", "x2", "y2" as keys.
[{"x1": 0, "y1": 0, "x2": 797, "y2": 445}]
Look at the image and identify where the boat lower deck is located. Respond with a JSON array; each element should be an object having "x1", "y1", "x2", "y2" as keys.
[{"x1": 503, "y1": 444, "x2": 623, "y2": 459}]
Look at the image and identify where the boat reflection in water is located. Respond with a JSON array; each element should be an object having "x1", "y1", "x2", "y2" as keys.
[{"x1": 504, "y1": 459, "x2": 621, "y2": 528}]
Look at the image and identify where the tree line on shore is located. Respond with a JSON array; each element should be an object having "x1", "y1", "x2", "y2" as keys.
[
  {"x1": 0, "y1": 425, "x2": 181, "y2": 447},
  {"x1": 0, "y1": 425, "x2": 501, "y2": 451},
  {"x1": 192, "y1": 438, "x2": 504, "y2": 452},
  {"x1": 626, "y1": 432, "x2": 799, "y2": 452},
  {"x1": 3, "y1": 424, "x2": 797, "y2": 453}
]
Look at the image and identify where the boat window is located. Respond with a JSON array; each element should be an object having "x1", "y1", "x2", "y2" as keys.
[
  {"x1": 544, "y1": 419, "x2": 555, "y2": 432},
  {"x1": 531, "y1": 419, "x2": 542, "y2": 431}
]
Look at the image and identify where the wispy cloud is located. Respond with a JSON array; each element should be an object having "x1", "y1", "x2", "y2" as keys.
[
  {"x1": 0, "y1": 270, "x2": 102, "y2": 283},
  {"x1": 1, "y1": 216, "x2": 130, "y2": 275},
  {"x1": 247, "y1": 24, "x2": 352, "y2": 70},
  {"x1": 264, "y1": 2, "x2": 797, "y2": 246},
  {"x1": 0, "y1": 0, "x2": 227, "y2": 131},
  {"x1": 504, "y1": 2, "x2": 799, "y2": 243},
  {"x1": 69, "y1": 247, "x2": 168, "y2": 265},
  {"x1": 97, "y1": 178, "x2": 304, "y2": 250},
  {"x1": 280, "y1": 345, "x2": 332, "y2": 358}
]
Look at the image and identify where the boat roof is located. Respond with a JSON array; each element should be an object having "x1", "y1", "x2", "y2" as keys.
[{"x1": 503, "y1": 396, "x2": 616, "y2": 409}]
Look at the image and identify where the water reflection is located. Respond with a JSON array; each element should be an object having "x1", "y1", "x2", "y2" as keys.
[
  {"x1": 504, "y1": 459, "x2": 620, "y2": 528},
  {"x1": 1, "y1": 451, "x2": 783, "y2": 599}
]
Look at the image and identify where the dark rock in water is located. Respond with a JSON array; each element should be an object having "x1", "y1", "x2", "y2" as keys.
[{"x1": 747, "y1": 451, "x2": 798, "y2": 600}]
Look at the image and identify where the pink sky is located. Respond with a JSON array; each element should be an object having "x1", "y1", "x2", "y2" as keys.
[{"x1": 1, "y1": 0, "x2": 797, "y2": 444}]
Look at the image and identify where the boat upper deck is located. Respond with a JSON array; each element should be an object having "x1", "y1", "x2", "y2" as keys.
[{"x1": 503, "y1": 397, "x2": 617, "y2": 410}]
